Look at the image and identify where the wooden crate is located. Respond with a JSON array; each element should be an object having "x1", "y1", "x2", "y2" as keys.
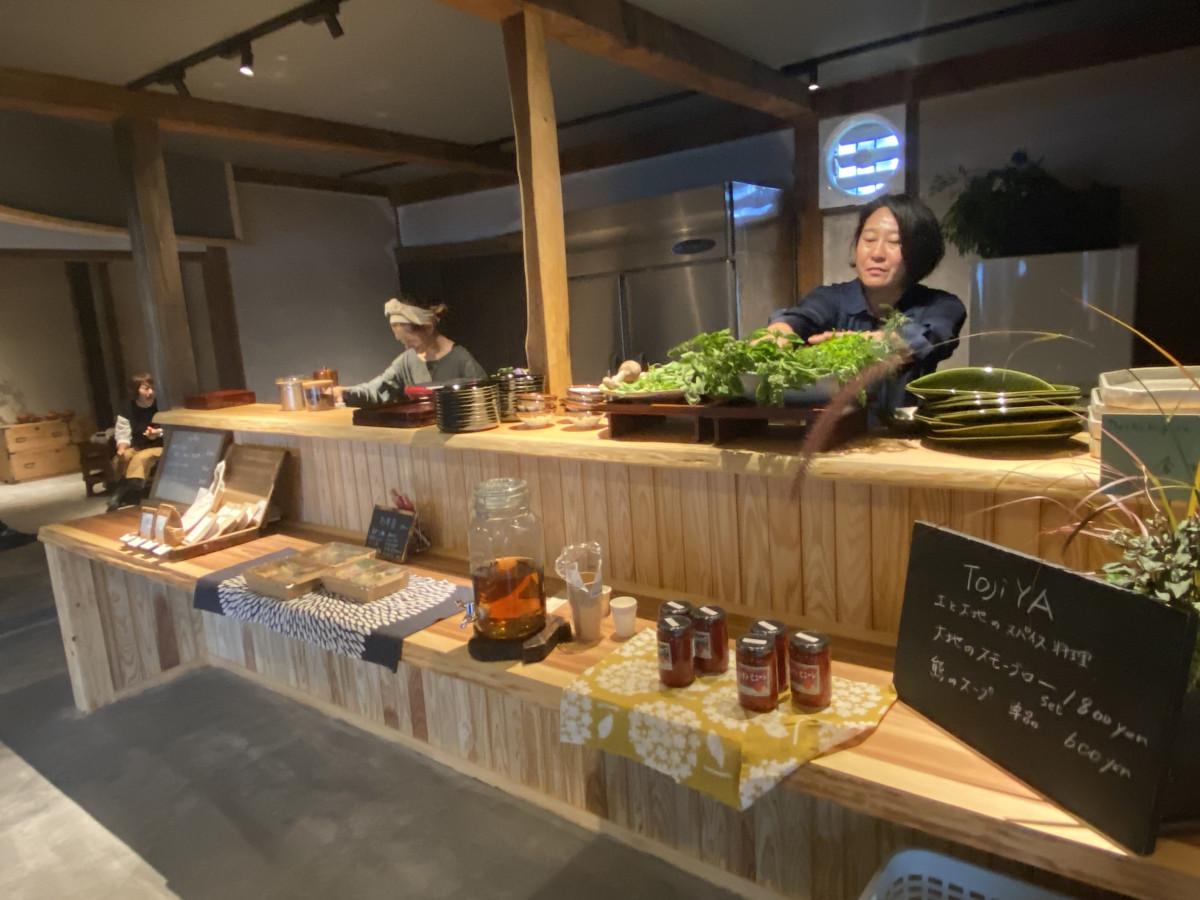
[
  {"x1": 604, "y1": 400, "x2": 868, "y2": 447},
  {"x1": 2, "y1": 419, "x2": 71, "y2": 455},
  {"x1": 0, "y1": 443, "x2": 81, "y2": 483}
]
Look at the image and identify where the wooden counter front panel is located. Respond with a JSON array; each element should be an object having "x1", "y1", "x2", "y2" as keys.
[{"x1": 239, "y1": 430, "x2": 1113, "y2": 638}]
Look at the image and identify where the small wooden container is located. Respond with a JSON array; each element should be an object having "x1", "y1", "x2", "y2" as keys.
[
  {"x1": 298, "y1": 542, "x2": 377, "y2": 568},
  {"x1": 244, "y1": 556, "x2": 330, "y2": 600},
  {"x1": 322, "y1": 558, "x2": 411, "y2": 604}
]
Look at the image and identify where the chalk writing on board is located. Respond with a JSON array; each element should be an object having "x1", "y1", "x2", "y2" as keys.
[
  {"x1": 152, "y1": 428, "x2": 228, "y2": 507},
  {"x1": 366, "y1": 506, "x2": 416, "y2": 563},
  {"x1": 895, "y1": 523, "x2": 1195, "y2": 854}
]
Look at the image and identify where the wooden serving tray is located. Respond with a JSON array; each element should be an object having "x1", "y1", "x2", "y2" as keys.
[
  {"x1": 604, "y1": 400, "x2": 867, "y2": 447},
  {"x1": 353, "y1": 401, "x2": 436, "y2": 429}
]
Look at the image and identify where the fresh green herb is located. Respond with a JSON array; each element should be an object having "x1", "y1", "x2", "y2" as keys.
[{"x1": 610, "y1": 312, "x2": 907, "y2": 406}]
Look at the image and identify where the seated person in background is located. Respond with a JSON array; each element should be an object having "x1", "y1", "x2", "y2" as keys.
[
  {"x1": 108, "y1": 372, "x2": 164, "y2": 511},
  {"x1": 766, "y1": 193, "x2": 966, "y2": 412},
  {"x1": 332, "y1": 298, "x2": 487, "y2": 407}
]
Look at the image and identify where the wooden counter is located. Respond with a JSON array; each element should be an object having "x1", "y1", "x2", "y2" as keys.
[
  {"x1": 39, "y1": 514, "x2": 1200, "y2": 900},
  {"x1": 155, "y1": 404, "x2": 1111, "y2": 646}
]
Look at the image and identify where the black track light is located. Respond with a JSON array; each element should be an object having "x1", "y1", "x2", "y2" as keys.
[
  {"x1": 239, "y1": 45, "x2": 254, "y2": 77},
  {"x1": 323, "y1": 10, "x2": 344, "y2": 38},
  {"x1": 806, "y1": 62, "x2": 820, "y2": 92},
  {"x1": 305, "y1": 2, "x2": 344, "y2": 38},
  {"x1": 171, "y1": 74, "x2": 190, "y2": 98}
]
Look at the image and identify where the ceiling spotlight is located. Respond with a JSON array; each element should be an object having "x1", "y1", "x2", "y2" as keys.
[
  {"x1": 239, "y1": 45, "x2": 255, "y2": 77},
  {"x1": 305, "y1": 2, "x2": 344, "y2": 38},
  {"x1": 806, "y1": 63, "x2": 820, "y2": 92},
  {"x1": 171, "y1": 74, "x2": 191, "y2": 98}
]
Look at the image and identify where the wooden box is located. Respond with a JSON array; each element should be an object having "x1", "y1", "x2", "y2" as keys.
[
  {"x1": 183, "y1": 389, "x2": 257, "y2": 410},
  {"x1": 322, "y1": 557, "x2": 411, "y2": 604},
  {"x1": 0, "y1": 443, "x2": 80, "y2": 483},
  {"x1": 2, "y1": 419, "x2": 71, "y2": 455},
  {"x1": 244, "y1": 556, "x2": 331, "y2": 600},
  {"x1": 159, "y1": 443, "x2": 288, "y2": 560}
]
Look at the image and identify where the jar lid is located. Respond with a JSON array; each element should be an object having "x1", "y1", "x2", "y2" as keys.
[
  {"x1": 302, "y1": 379, "x2": 333, "y2": 388},
  {"x1": 659, "y1": 615, "x2": 692, "y2": 635},
  {"x1": 276, "y1": 375, "x2": 306, "y2": 385},
  {"x1": 750, "y1": 619, "x2": 785, "y2": 636},
  {"x1": 473, "y1": 477, "x2": 530, "y2": 516},
  {"x1": 737, "y1": 635, "x2": 773, "y2": 658},
  {"x1": 659, "y1": 600, "x2": 693, "y2": 619},
  {"x1": 789, "y1": 630, "x2": 829, "y2": 653},
  {"x1": 693, "y1": 604, "x2": 726, "y2": 622}
]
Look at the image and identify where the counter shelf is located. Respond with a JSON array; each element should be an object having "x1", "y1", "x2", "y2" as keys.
[{"x1": 38, "y1": 512, "x2": 1200, "y2": 899}]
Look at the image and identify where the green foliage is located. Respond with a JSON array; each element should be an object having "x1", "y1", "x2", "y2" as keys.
[
  {"x1": 932, "y1": 150, "x2": 1120, "y2": 258},
  {"x1": 610, "y1": 313, "x2": 905, "y2": 406},
  {"x1": 1102, "y1": 516, "x2": 1200, "y2": 689}
]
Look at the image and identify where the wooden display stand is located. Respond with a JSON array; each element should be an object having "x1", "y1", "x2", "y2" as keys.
[{"x1": 605, "y1": 400, "x2": 867, "y2": 447}]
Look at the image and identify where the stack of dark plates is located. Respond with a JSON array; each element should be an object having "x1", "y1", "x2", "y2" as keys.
[
  {"x1": 434, "y1": 380, "x2": 501, "y2": 433},
  {"x1": 907, "y1": 367, "x2": 1084, "y2": 447},
  {"x1": 494, "y1": 369, "x2": 546, "y2": 422}
]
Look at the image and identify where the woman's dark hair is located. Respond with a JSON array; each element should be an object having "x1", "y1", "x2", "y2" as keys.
[
  {"x1": 852, "y1": 193, "x2": 945, "y2": 286},
  {"x1": 130, "y1": 372, "x2": 154, "y2": 393}
]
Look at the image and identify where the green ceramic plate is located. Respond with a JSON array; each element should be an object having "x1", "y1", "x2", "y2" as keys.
[
  {"x1": 907, "y1": 366, "x2": 1052, "y2": 395},
  {"x1": 916, "y1": 405, "x2": 1086, "y2": 425},
  {"x1": 926, "y1": 417, "x2": 1082, "y2": 438},
  {"x1": 925, "y1": 431, "x2": 1084, "y2": 446},
  {"x1": 920, "y1": 393, "x2": 1081, "y2": 414},
  {"x1": 910, "y1": 384, "x2": 1081, "y2": 401}
]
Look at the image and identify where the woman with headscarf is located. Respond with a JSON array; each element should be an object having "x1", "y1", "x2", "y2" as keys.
[{"x1": 332, "y1": 298, "x2": 487, "y2": 407}]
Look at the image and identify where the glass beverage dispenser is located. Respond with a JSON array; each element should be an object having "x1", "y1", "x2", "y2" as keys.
[{"x1": 467, "y1": 478, "x2": 546, "y2": 640}]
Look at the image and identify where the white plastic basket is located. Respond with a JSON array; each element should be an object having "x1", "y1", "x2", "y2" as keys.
[{"x1": 858, "y1": 849, "x2": 1075, "y2": 900}]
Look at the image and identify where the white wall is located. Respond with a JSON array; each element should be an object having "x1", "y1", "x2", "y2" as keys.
[
  {"x1": 226, "y1": 184, "x2": 401, "y2": 398},
  {"x1": 0, "y1": 259, "x2": 91, "y2": 422}
]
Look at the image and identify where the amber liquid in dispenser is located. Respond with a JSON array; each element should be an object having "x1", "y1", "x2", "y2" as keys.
[{"x1": 471, "y1": 555, "x2": 546, "y2": 640}]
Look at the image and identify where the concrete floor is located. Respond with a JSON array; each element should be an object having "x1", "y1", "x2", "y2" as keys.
[{"x1": 0, "y1": 501, "x2": 739, "y2": 899}]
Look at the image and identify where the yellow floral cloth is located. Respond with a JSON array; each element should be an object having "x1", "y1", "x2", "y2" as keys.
[{"x1": 560, "y1": 629, "x2": 897, "y2": 809}]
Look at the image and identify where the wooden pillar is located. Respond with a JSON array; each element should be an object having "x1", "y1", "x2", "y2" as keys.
[
  {"x1": 502, "y1": 10, "x2": 573, "y2": 396},
  {"x1": 904, "y1": 98, "x2": 920, "y2": 196},
  {"x1": 201, "y1": 246, "x2": 247, "y2": 389},
  {"x1": 113, "y1": 117, "x2": 198, "y2": 407},
  {"x1": 793, "y1": 117, "x2": 823, "y2": 296},
  {"x1": 65, "y1": 262, "x2": 116, "y2": 428}
]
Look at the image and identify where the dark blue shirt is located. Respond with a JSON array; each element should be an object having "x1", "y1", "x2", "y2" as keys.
[{"x1": 769, "y1": 279, "x2": 966, "y2": 411}]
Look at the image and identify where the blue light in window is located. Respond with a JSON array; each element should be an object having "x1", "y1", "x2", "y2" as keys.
[
  {"x1": 837, "y1": 143, "x2": 855, "y2": 157},
  {"x1": 877, "y1": 134, "x2": 900, "y2": 149},
  {"x1": 876, "y1": 158, "x2": 899, "y2": 173}
]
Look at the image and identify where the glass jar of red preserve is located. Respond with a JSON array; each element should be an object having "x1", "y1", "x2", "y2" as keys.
[
  {"x1": 736, "y1": 634, "x2": 777, "y2": 712},
  {"x1": 789, "y1": 630, "x2": 832, "y2": 712},
  {"x1": 659, "y1": 599, "x2": 693, "y2": 620},
  {"x1": 657, "y1": 615, "x2": 695, "y2": 688},
  {"x1": 691, "y1": 605, "x2": 728, "y2": 674},
  {"x1": 750, "y1": 619, "x2": 788, "y2": 691}
]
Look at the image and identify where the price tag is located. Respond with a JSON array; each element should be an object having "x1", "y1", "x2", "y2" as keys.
[{"x1": 365, "y1": 505, "x2": 417, "y2": 563}]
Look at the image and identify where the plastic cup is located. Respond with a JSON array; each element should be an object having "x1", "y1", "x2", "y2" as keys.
[
  {"x1": 610, "y1": 596, "x2": 638, "y2": 639},
  {"x1": 568, "y1": 584, "x2": 603, "y2": 642},
  {"x1": 599, "y1": 584, "x2": 612, "y2": 618}
]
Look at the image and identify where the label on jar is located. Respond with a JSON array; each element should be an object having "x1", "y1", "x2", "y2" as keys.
[
  {"x1": 790, "y1": 659, "x2": 822, "y2": 697},
  {"x1": 657, "y1": 640, "x2": 674, "y2": 671},
  {"x1": 738, "y1": 663, "x2": 773, "y2": 698},
  {"x1": 693, "y1": 630, "x2": 712, "y2": 659}
]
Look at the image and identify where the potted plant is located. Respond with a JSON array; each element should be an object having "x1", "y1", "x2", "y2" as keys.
[{"x1": 932, "y1": 150, "x2": 1122, "y2": 258}]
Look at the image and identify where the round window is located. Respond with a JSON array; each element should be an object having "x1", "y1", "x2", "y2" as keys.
[{"x1": 825, "y1": 114, "x2": 903, "y2": 200}]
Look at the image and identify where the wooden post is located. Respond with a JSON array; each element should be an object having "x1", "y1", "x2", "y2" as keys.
[
  {"x1": 201, "y1": 246, "x2": 247, "y2": 389},
  {"x1": 904, "y1": 98, "x2": 920, "y2": 196},
  {"x1": 113, "y1": 116, "x2": 198, "y2": 407},
  {"x1": 65, "y1": 262, "x2": 116, "y2": 428},
  {"x1": 502, "y1": 10, "x2": 573, "y2": 396},
  {"x1": 793, "y1": 118, "x2": 823, "y2": 296}
]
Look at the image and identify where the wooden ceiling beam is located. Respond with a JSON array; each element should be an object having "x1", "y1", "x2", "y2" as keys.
[
  {"x1": 231, "y1": 165, "x2": 391, "y2": 197},
  {"x1": 0, "y1": 66, "x2": 515, "y2": 174},
  {"x1": 440, "y1": 0, "x2": 811, "y2": 121}
]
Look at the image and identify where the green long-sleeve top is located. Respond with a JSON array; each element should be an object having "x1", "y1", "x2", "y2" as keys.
[{"x1": 342, "y1": 345, "x2": 488, "y2": 407}]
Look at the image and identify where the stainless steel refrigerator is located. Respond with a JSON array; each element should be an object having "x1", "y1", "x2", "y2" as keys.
[
  {"x1": 565, "y1": 182, "x2": 793, "y2": 382},
  {"x1": 397, "y1": 182, "x2": 794, "y2": 382}
]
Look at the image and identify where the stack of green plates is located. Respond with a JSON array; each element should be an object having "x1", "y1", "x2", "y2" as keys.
[{"x1": 906, "y1": 367, "x2": 1085, "y2": 446}]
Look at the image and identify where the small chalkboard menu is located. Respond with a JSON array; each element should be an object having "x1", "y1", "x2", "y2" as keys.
[
  {"x1": 895, "y1": 522, "x2": 1197, "y2": 855},
  {"x1": 366, "y1": 505, "x2": 416, "y2": 563},
  {"x1": 149, "y1": 427, "x2": 230, "y2": 507}
]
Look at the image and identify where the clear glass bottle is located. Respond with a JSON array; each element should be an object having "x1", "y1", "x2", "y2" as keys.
[{"x1": 467, "y1": 478, "x2": 546, "y2": 641}]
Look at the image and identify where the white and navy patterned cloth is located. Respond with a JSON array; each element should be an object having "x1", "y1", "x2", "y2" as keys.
[{"x1": 194, "y1": 549, "x2": 466, "y2": 670}]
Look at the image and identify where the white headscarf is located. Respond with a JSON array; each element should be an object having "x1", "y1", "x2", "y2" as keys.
[{"x1": 384, "y1": 298, "x2": 438, "y2": 327}]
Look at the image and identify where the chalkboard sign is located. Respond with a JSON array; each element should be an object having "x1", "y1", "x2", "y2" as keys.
[
  {"x1": 366, "y1": 505, "x2": 416, "y2": 563},
  {"x1": 1101, "y1": 413, "x2": 1200, "y2": 502},
  {"x1": 895, "y1": 523, "x2": 1196, "y2": 855},
  {"x1": 150, "y1": 427, "x2": 230, "y2": 507}
]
